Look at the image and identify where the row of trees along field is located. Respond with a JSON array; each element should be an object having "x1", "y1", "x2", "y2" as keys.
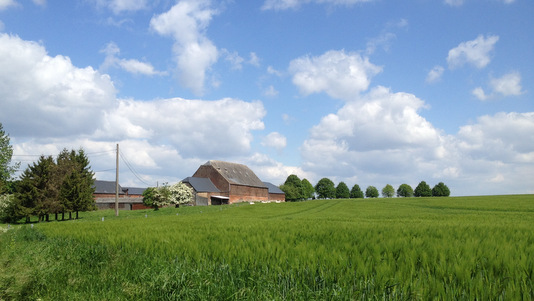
[
  {"x1": 0, "y1": 123, "x2": 95, "y2": 223},
  {"x1": 280, "y1": 174, "x2": 450, "y2": 201}
]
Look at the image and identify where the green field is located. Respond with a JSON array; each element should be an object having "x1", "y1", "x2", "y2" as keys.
[{"x1": 1, "y1": 195, "x2": 533, "y2": 300}]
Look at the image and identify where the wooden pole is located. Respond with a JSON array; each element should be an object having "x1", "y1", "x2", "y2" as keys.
[{"x1": 115, "y1": 143, "x2": 119, "y2": 216}]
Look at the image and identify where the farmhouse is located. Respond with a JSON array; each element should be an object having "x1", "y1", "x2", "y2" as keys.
[
  {"x1": 184, "y1": 160, "x2": 285, "y2": 205},
  {"x1": 92, "y1": 180, "x2": 150, "y2": 210}
]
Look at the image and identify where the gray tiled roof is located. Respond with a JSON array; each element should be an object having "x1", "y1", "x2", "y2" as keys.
[
  {"x1": 182, "y1": 177, "x2": 220, "y2": 193},
  {"x1": 122, "y1": 187, "x2": 146, "y2": 195},
  {"x1": 263, "y1": 182, "x2": 285, "y2": 194},
  {"x1": 93, "y1": 180, "x2": 124, "y2": 194},
  {"x1": 204, "y1": 160, "x2": 266, "y2": 188}
]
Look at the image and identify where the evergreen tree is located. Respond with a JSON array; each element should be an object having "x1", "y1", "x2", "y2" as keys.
[
  {"x1": 335, "y1": 182, "x2": 350, "y2": 199},
  {"x1": 350, "y1": 184, "x2": 364, "y2": 198}
]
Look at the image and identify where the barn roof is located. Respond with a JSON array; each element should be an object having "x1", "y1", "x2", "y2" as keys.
[
  {"x1": 93, "y1": 180, "x2": 124, "y2": 194},
  {"x1": 182, "y1": 177, "x2": 220, "y2": 193},
  {"x1": 263, "y1": 182, "x2": 284, "y2": 194},
  {"x1": 203, "y1": 160, "x2": 266, "y2": 188},
  {"x1": 122, "y1": 187, "x2": 146, "y2": 195}
]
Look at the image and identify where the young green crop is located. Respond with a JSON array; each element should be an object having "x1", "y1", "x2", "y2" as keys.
[{"x1": 1, "y1": 195, "x2": 533, "y2": 299}]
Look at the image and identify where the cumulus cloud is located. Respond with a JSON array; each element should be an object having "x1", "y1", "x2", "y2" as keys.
[
  {"x1": 262, "y1": 0, "x2": 375, "y2": 10},
  {"x1": 100, "y1": 42, "x2": 166, "y2": 76},
  {"x1": 447, "y1": 34, "x2": 499, "y2": 69},
  {"x1": 261, "y1": 132, "x2": 287, "y2": 151},
  {"x1": 472, "y1": 72, "x2": 523, "y2": 100},
  {"x1": 289, "y1": 50, "x2": 382, "y2": 101},
  {"x1": 2, "y1": 33, "x2": 274, "y2": 188},
  {"x1": 0, "y1": 33, "x2": 116, "y2": 137},
  {"x1": 150, "y1": 0, "x2": 218, "y2": 95}
]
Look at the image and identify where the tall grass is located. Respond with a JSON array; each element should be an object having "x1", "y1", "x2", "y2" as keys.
[{"x1": 1, "y1": 195, "x2": 533, "y2": 300}]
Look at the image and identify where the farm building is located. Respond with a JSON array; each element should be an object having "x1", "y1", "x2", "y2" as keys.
[
  {"x1": 184, "y1": 160, "x2": 285, "y2": 205},
  {"x1": 92, "y1": 180, "x2": 150, "y2": 210}
]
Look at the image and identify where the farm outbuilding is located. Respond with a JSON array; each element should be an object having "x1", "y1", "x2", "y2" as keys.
[
  {"x1": 92, "y1": 180, "x2": 150, "y2": 210},
  {"x1": 186, "y1": 160, "x2": 285, "y2": 205}
]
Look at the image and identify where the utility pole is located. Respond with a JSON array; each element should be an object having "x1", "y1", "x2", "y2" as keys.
[{"x1": 115, "y1": 143, "x2": 119, "y2": 216}]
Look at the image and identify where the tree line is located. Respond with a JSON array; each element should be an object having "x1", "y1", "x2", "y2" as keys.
[
  {"x1": 280, "y1": 174, "x2": 450, "y2": 201},
  {"x1": 0, "y1": 123, "x2": 95, "y2": 223}
]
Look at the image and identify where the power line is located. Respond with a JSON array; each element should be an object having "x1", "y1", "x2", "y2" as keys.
[{"x1": 119, "y1": 151, "x2": 152, "y2": 187}]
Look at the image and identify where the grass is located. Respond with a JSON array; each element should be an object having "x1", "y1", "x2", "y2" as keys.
[{"x1": 1, "y1": 195, "x2": 533, "y2": 300}]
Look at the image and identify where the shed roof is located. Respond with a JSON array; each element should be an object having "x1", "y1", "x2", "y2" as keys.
[
  {"x1": 182, "y1": 177, "x2": 220, "y2": 193},
  {"x1": 263, "y1": 182, "x2": 285, "y2": 194},
  {"x1": 204, "y1": 160, "x2": 266, "y2": 188},
  {"x1": 93, "y1": 180, "x2": 124, "y2": 194}
]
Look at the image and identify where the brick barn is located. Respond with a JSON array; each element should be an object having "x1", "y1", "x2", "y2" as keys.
[{"x1": 184, "y1": 160, "x2": 285, "y2": 205}]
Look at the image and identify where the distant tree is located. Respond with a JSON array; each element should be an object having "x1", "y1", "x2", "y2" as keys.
[
  {"x1": 382, "y1": 184, "x2": 395, "y2": 198},
  {"x1": 397, "y1": 184, "x2": 414, "y2": 198},
  {"x1": 335, "y1": 182, "x2": 350, "y2": 199},
  {"x1": 414, "y1": 181, "x2": 432, "y2": 197},
  {"x1": 0, "y1": 194, "x2": 17, "y2": 223},
  {"x1": 365, "y1": 186, "x2": 379, "y2": 198},
  {"x1": 0, "y1": 123, "x2": 20, "y2": 194},
  {"x1": 280, "y1": 174, "x2": 304, "y2": 201},
  {"x1": 432, "y1": 182, "x2": 451, "y2": 197},
  {"x1": 301, "y1": 178, "x2": 314, "y2": 200},
  {"x1": 315, "y1": 178, "x2": 336, "y2": 199},
  {"x1": 350, "y1": 184, "x2": 364, "y2": 198}
]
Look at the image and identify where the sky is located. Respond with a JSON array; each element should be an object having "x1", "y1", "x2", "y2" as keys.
[{"x1": 1, "y1": 0, "x2": 533, "y2": 196}]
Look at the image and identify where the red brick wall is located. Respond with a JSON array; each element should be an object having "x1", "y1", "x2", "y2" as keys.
[
  {"x1": 229, "y1": 184, "x2": 268, "y2": 203},
  {"x1": 193, "y1": 165, "x2": 230, "y2": 193}
]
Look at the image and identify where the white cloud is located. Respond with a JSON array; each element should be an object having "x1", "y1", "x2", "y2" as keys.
[
  {"x1": 264, "y1": 85, "x2": 279, "y2": 97},
  {"x1": 100, "y1": 42, "x2": 166, "y2": 76},
  {"x1": 0, "y1": 0, "x2": 16, "y2": 10},
  {"x1": 490, "y1": 72, "x2": 523, "y2": 96},
  {"x1": 261, "y1": 132, "x2": 287, "y2": 151},
  {"x1": 2, "y1": 33, "x2": 274, "y2": 188},
  {"x1": 150, "y1": 0, "x2": 219, "y2": 95},
  {"x1": 447, "y1": 34, "x2": 499, "y2": 69},
  {"x1": 289, "y1": 50, "x2": 382, "y2": 101},
  {"x1": 95, "y1": 0, "x2": 148, "y2": 14},
  {"x1": 444, "y1": 0, "x2": 463, "y2": 6},
  {"x1": 445, "y1": 0, "x2": 514, "y2": 6},
  {"x1": 249, "y1": 52, "x2": 260, "y2": 67},
  {"x1": 472, "y1": 87, "x2": 489, "y2": 101},
  {"x1": 299, "y1": 84, "x2": 534, "y2": 195},
  {"x1": 0, "y1": 33, "x2": 116, "y2": 137},
  {"x1": 426, "y1": 65, "x2": 444, "y2": 83},
  {"x1": 267, "y1": 66, "x2": 283, "y2": 77},
  {"x1": 32, "y1": 0, "x2": 45, "y2": 6},
  {"x1": 222, "y1": 49, "x2": 244, "y2": 70},
  {"x1": 262, "y1": 0, "x2": 375, "y2": 10},
  {"x1": 472, "y1": 72, "x2": 523, "y2": 101}
]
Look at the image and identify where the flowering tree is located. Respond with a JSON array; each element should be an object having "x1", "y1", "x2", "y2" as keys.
[{"x1": 143, "y1": 182, "x2": 193, "y2": 210}]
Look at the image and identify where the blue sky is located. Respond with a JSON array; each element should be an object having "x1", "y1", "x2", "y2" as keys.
[{"x1": 1, "y1": 0, "x2": 533, "y2": 196}]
